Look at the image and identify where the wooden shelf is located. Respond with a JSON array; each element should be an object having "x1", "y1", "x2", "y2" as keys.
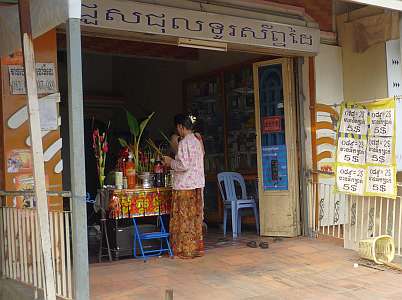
[{"x1": 184, "y1": 61, "x2": 261, "y2": 226}]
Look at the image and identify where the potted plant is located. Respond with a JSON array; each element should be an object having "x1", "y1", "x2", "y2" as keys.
[{"x1": 118, "y1": 110, "x2": 155, "y2": 174}]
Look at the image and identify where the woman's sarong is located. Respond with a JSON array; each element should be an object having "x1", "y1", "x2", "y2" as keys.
[{"x1": 170, "y1": 188, "x2": 204, "y2": 258}]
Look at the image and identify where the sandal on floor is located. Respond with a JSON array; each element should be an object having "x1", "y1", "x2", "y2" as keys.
[
  {"x1": 247, "y1": 241, "x2": 258, "y2": 248},
  {"x1": 259, "y1": 241, "x2": 269, "y2": 249}
]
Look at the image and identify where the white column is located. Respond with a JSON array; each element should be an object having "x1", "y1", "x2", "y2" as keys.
[{"x1": 66, "y1": 17, "x2": 90, "y2": 300}]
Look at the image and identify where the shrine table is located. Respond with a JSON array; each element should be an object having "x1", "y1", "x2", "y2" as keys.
[
  {"x1": 103, "y1": 187, "x2": 173, "y2": 260},
  {"x1": 107, "y1": 187, "x2": 172, "y2": 219}
]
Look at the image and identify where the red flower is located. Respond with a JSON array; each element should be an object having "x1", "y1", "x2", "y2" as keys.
[
  {"x1": 102, "y1": 143, "x2": 109, "y2": 153},
  {"x1": 92, "y1": 129, "x2": 100, "y2": 146},
  {"x1": 119, "y1": 147, "x2": 129, "y2": 159}
]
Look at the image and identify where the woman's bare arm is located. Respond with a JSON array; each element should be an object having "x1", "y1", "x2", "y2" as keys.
[
  {"x1": 170, "y1": 134, "x2": 179, "y2": 155},
  {"x1": 194, "y1": 132, "x2": 205, "y2": 155}
]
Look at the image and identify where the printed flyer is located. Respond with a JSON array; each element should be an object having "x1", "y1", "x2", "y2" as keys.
[{"x1": 335, "y1": 98, "x2": 397, "y2": 199}]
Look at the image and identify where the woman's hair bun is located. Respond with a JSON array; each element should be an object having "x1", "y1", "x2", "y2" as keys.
[
  {"x1": 174, "y1": 113, "x2": 196, "y2": 130},
  {"x1": 188, "y1": 115, "x2": 197, "y2": 124}
]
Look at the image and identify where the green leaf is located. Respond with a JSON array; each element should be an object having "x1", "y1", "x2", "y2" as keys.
[
  {"x1": 126, "y1": 110, "x2": 139, "y2": 137},
  {"x1": 118, "y1": 138, "x2": 128, "y2": 148},
  {"x1": 139, "y1": 112, "x2": 155, "y2": 135},
  {"x1": 134, "y1": 112, "x2": 155, "y2": 168}
]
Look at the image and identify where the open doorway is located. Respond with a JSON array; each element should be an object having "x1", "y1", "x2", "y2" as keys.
[{"x1": 58, "y1": 37, "x2": 298, "y2": 262}]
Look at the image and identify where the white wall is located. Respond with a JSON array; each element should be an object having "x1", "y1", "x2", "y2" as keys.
[
  {"x1": 315, "y1": 44, "x2": 345, "y2": 182},
  {"x1": 314, "y1": 44, "x2": 348, "y2": 226},
  {"x1": 337, "y1": 7, "x2": 389, "y2": 102},
  {"x1": 315, "y1": 44, "x2": 344, "y2": 105},
  {"x1": 385, "y1": 39, "x2": 402, "y2": 172}
]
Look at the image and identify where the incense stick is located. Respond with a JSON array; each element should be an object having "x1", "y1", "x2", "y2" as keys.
[
  {"x1": 146, "y1": 139, "x2": 163, "y2": 156},
  {"x1": 159, "y1": 130, "x2": 174, "y2": 148}
]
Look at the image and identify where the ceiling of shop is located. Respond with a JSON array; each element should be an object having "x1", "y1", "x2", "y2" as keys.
[
  {"x1": 344, "y1": 0, "x2": 402, "y2": 11},
  {"x1": 57, "y1": 33, "x2": 200, "y2": 61},
  {"x1": 336, "y1": 0, "x2": 365, "y2": 14}
]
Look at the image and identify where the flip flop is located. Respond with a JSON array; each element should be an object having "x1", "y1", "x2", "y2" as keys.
[
  {"x1": 247, "y1": 241, "x2": 258, "y2": 248},
  {"x1": 259, "y1": 241, "x2": 269, "y2": 249}
]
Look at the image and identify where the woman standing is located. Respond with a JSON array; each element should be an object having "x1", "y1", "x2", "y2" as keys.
[
  {"x1": 169, "y1": 122, "x2": 205, "y2": 219},
  {"x1": 163, "y1": 114, "x2": 205, "y2": 258}
]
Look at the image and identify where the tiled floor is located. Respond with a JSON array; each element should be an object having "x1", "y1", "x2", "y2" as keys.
[{"x1": 90, "y1": 234, "x2": 402, "y2": 300}]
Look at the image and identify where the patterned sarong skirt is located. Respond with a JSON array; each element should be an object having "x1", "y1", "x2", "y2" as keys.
[{"x1": 169, "y1": 188, "x2": 204, "y2": 258}]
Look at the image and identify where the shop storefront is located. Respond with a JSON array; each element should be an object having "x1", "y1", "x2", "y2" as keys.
[
  {"x1": 0, "y1": 0, "x2": 328, "y2": 298},
  {"x1": 4, "y1": 1, "x2": 402, "y2": 299},
  {"x1": 66, "y1": 0, "x2": 320, "y2": 239},
  {"x1": 0, "y1": 0, "x2": 322, "y2": 256}
]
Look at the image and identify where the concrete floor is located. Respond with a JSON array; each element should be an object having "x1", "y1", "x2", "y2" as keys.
[{"x1": 90, "y1": 235, "x2": 402, "y2": 300}]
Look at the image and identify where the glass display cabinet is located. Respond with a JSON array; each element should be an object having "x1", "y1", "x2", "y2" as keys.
[{"x1": 184, "y1": 63, "x2": 260, "y2": 224}]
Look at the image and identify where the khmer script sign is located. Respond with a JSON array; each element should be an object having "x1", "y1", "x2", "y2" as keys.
[
  {"x1": 81, "y1": 0, "x2": 320, "y2": 54},
  {"x1": 8, "y1": 63, "x2": 57, "y2": 95},
  {"x1": 335, "y1": 98, "x2": 397, "y2": 199}
]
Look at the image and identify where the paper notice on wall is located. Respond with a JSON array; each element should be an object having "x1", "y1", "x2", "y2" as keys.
[
  {"x1": 368, "y1": 108, "x2": 394, "y2": 137},
  {"x1": 366, "y1": 166, "x2": 395, "y2": 194},
  {"x1": 39, "y1": 93, "x2": 59, "y2": 130},
  {"x1": 7, "y1": 149, "x2": 32, "y2": 173},
  {"x1": 397, "y1": 99, "x2": 402, "y2": 171},
  {"x1": 366, "y1": 136, "x2": 393, "y2": 165},
  {"x1": 336, "y1": 136, "x2": 366, "y2": 165},
  {"x1": 339, "y1": 108, "x2": 368, "y2": 135},
  {"x1": 335, "y1": 98, "x2": 397, "y2": 199},
  {"x1": 336, "y1": 165, "x2": 366, "y2": 195},
  {"x1": 7, "y1": 93, "x2": 59, "y2": 131},
  {"x1": 8, "y1": 63, "x2": 57, "y2": 95},
  {"x1": 10, "y1": 174, "x2": 51, "y2": 208}
]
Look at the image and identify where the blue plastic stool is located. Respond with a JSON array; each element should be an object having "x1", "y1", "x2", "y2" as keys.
[{"x1": 132, "y1": 215, "x2": 173, "y2": 261}]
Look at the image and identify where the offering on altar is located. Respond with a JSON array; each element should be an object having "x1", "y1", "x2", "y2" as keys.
[
  {"x1": 108, "y1": 187, "x2": 172, "y2": 219},
  {"x1": 116, "y1": 111, "x2": 172, "y2": 189}
]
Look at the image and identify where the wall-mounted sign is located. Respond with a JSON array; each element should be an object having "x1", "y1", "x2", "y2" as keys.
[
  {"x1": 338, "y1": 107, "x2": 368, "y2": 135},
  {"x1": 262, "y1": 116, "x2": 282, "y2": 133},
  {"x1": 335, "y1": 98, "x2": 397, "y2": 199},
  {"x1": 11, "y1": 174, "x2": 51, "y2": 208},
  {"x1": 7, "y1": 149, "x2": 32, "y2": 174},
  {"x1": 7, "y1": 93, "x2": 60, "y2": 131},
  {"x1": 336, "y1": 136, "x2": 366, "y2": 164},
  {"x1": 8, "y1": 63, "x2": 57, "y2": 95},
  {"x1": 81, "y1": 0, "x2": 320, "y2": 54},
  {"x1": 336, "y1": 165, "x2": 365, "y2": 195}
]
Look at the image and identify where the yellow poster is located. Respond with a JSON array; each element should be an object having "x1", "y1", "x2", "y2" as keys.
[{"x1": 335, "y1": 98, "x2": 397, "y2": 199}]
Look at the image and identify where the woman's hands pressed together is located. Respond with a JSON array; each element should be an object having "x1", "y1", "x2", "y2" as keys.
[{"x1": 163, "y1": 156, "x2": 173, "y2": 168}]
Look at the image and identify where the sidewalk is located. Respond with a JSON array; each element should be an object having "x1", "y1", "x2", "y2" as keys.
[{"x1": 90, "y1": 236, "x2": 402, "y2": 299}]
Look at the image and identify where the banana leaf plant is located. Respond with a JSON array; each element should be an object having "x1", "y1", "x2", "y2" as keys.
[{"x1": 118, "y1": 110, "x2": 155, "y2": 172}]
